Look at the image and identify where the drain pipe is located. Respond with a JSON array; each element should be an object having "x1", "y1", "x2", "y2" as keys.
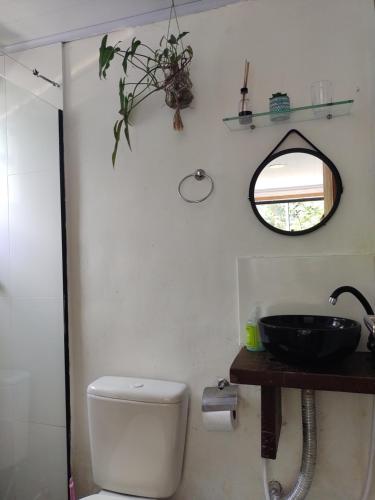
[{"x1": 263, "y1": 389, "x2": 317, "y2": 500}]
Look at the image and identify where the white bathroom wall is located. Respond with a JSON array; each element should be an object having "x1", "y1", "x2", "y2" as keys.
[{"x1": 63, "y1": 1, "x2": 375, "y2": 499}]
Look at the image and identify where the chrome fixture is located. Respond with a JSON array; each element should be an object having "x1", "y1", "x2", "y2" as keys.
[
  {"x1": 178, "y1": 169, "x2": 214, "y2": 203},
  {"x1": 32, "y1": 69, "x2": 61, "y2": 88},
  {"x1": 202, "y1": 378, "x2": 238, "y2": 413},
  {"x1": 364, "y1": 315, "x2": 375, "y2": 353},
  {"x1": 364, "y1": 316, "x2": 375, "y2": 335}
]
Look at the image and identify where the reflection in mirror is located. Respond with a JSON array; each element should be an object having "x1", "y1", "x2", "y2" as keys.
[{"x1": 250, "y1": 149, "x2": 342, "y2": 235}]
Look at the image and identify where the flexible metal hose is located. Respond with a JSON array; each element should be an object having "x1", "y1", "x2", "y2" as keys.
[{"x1": 268, "y1": 389, "x2": 317, "y2": 500}]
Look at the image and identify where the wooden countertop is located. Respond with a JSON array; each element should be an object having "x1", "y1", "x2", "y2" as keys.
[{"x1": 230, "y1": 348, "x2": 375, "y2": 394}]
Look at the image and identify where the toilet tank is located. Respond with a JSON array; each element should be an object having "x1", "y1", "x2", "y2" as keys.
[{"x1": 87, "y1": 376, "x2": 189, "y2": 498}]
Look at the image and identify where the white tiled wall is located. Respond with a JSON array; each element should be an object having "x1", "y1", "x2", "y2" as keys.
[
  {"x1": 10, "y1": 299, "x2": 66, "y2": 427},
  {"x1": 0, "y1": 75, "x2": 67, "y2": 499},
  {"x1": 6, "y1": 82, "x2": 61, "y2": 176},
  {"x1": 8, "y1": 170, "x2": 63, "y2": 298}
]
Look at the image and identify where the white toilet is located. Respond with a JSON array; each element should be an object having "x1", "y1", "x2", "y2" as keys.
[{"x1": 82, "y1": 376, "x2": 189, "y2": 500}]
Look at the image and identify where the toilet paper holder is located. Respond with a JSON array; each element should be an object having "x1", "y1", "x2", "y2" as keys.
[{"x1": 202, "y1": 378, "x2": 238, "y2": 413}]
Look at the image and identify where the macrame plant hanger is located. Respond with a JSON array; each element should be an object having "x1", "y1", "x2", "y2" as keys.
[{"x1": 164, "y1": 0, "x2": 193, "y2": 130}]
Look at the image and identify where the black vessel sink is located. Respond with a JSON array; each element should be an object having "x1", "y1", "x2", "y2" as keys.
[{"x1": 259, "y1": 315, "x2": 361, "y2": 365}]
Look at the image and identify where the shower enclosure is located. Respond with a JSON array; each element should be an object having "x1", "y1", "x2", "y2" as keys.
[{"x1": 0, "y1": 73, "x2": 68, "y2": 499}]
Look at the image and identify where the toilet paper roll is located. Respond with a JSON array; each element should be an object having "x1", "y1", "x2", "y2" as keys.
[{"x1": 202, "y1": 410, "x2": 237, "y2": 431}]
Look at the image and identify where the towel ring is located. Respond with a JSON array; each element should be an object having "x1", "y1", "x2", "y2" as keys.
[{"x1": 178, "y1": 169, "x2": 214, "y2": 203}]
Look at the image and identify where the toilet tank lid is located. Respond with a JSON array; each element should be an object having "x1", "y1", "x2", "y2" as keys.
[
  {"x1": 87, "y1": 376, "x2": 188, "y2": 404},
  {"x1": 81, "y1": 495, "x2": 150, "y2": 500}
]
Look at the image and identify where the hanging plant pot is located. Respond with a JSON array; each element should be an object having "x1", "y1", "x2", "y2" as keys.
[
  {"x1": 98, "y1": 1, "x2": 194, "y2": 166},
  {"x1": 164, "y1": 68, "x2": 194, "y2": 130}
]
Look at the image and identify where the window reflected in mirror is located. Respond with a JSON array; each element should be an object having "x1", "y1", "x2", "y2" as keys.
[{"x1": 250, "y1": 149, "x2": 342, "y2": 235}]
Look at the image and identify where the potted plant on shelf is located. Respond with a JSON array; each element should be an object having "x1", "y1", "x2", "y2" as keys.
[{"x1": 99, "y1": 16, "x2": 194, "y2": 166}]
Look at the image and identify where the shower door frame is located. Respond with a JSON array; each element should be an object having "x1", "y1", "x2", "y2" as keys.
[{"x1": 58, "y1": 109, "x2": 72, "y2": 492}]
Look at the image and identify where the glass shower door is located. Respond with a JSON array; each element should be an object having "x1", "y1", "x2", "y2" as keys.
[{"x1": 0, "y1": 75, "x2": 68, "y2": 500}]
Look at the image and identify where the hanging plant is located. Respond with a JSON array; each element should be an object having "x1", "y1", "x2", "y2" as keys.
[{"x1": 98, "y1": 2, "x2": 194, "y2": 166}]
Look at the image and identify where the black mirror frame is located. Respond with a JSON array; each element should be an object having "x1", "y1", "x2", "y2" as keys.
[{"x1": 249, "y1": 147, "x2": 343, "y2": 236}]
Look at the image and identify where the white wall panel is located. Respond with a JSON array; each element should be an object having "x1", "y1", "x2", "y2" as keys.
[{"x1": 63, "y1": 1, "x2": 375, "y2": 499}]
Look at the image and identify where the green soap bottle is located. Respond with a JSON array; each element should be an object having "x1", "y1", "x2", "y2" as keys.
[{"x1": 245, "y1": 306, "x2": 265, "y2": 352}]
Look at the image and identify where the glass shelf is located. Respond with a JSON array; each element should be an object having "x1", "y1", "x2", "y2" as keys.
[{"x1": 223, "y1": 99, "x2": 354, "y2": 131}]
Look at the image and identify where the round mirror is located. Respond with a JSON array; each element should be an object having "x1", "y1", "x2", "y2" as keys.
[{"x1": 249, "y1": 148, "x2": 343, "y2": 235}]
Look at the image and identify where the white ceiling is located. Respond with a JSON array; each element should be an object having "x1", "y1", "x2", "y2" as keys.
[{"x1": 0, "y1": 0, "x2": 244, "y2": 52}]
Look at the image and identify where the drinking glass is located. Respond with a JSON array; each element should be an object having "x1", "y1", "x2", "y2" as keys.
[{"x1": 311, "y1": 80, "x2": 333, "y2": 116}]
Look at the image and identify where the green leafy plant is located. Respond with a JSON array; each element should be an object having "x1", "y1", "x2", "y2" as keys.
[{"x1": 99, "y1": 31, "x2": 193, "y2": 166}]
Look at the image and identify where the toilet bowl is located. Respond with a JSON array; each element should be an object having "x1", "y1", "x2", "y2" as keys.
[{"x1": 83, "y1": 376, "x2": 189, "y2": 500}]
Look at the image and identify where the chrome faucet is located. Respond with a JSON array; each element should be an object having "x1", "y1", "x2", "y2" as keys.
[
  {"x1": 329, "y1": 286, "x2": 375, "y2": 354},
  {"x1": 364, "y1": 316, "x2": 375, "y2": 335}
]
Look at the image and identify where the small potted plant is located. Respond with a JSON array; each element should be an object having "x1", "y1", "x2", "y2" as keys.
[
  {"x1": 99, "y1": 30, "x2": 193, "y2": 165},
  {"x1": 269, "y1": 92, "x2": 291, "y2": 121}
]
